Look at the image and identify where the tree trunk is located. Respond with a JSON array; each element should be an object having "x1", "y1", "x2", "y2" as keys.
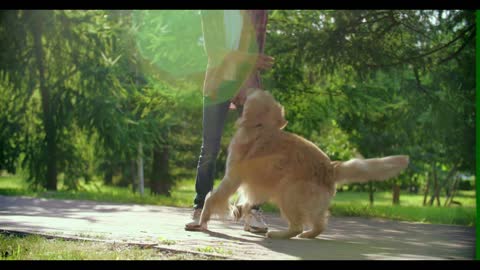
[
  {"x1": 150, "y1": 144, "x2": 172, "y2": 196},
  {"x1": 137, "y1": 142, "x2": 144, "y2": 196},
  {"x1": 30, "y1": 10, "x2": 57, "y2": 190},
  {"x1": 434, "y1": 186, "x2": 441, "y2": 206},
  {"x1": 429, "y1": 164, "x2": 439, "y2": 206},
  {"x1": 131, "y1": 160, "x2": 136, "y2": 192},
  {"x1": 448, "y1": 178, "x2": 462, "y2": 207},
  {"x1": 445, "y1": 177, "x2": 459, "y2": 207},
  {"x1": 443, "y1": 165, "x2": 459, "y2": 206},
  {"x1": 104, "y1": 168, "x2": 113, "y2": 185},
  {"x1": 368, "y1": 182, "x2": 374, "y2": 206},
  {"x1": 430, "y1": 166, "x2": 440, "y2": 206},
  {"x1": 392, "y1": 183, "x2": 400, "y2": 205},
  {"x1": 423, "y1": 172, "x2": 430, "y2": 206},
  {"x1": 117, "y1": 162, "x2": 131, "y2": 187}
]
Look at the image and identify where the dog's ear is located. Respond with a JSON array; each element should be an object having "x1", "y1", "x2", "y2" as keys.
[
  {"x1": 265, "y1": 102, "x2": 287, "y2": 129},
  {"x1": 274, "y1": 104, "x2": 288, "y2": 130}
]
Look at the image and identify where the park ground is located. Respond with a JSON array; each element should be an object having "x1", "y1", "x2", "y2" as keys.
[{"x1": 0, "y1": 175, "x2": 476, "y2": 260}]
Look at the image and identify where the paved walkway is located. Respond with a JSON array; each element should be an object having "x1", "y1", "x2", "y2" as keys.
[{"x1": 0, "y1": 195, "x2": 475, "y2": 260}]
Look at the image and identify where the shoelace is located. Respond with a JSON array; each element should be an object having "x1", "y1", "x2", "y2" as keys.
[{"x1": 251, "y1": 209, "x2": 265, "y2": 222}]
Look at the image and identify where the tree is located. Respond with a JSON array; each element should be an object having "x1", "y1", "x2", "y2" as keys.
[
  {"x1": 264, "y1": 10, "x2": 475, "y2": 205},
  {"x1": 0, "y1": 10, "x2": 139, "y2": 190}
]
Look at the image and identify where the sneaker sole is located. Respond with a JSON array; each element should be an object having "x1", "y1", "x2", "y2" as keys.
[{"x1": 244, "y1": 226, "x2": 268, "y2": 234}]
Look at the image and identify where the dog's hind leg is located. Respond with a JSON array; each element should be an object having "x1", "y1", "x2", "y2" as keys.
[
  {"x1": 266, "y1": 221, "x2": 303, "y2": 239},
  {"x1": 266, "y1": 195, "x2": 303, "y2": 239},
  {"x1": 298, "y1": 210, "x2": 328, "y2": 239}
]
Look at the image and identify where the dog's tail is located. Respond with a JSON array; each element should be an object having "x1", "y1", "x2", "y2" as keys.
[{"x1": 332, "y1": 155, "x2": 409, "y2": 184}]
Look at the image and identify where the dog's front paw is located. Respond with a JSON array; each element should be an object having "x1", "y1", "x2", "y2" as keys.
[{"x1": 231, "y1": 205, "x2": 243, "y2": 222}]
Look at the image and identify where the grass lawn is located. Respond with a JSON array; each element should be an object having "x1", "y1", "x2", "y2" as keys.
[
  {"x1": 0, "y1": 232, "x2": 211, "y2": 260},
  {"x1": 329, "y1": 189, "x2": 476, "y2": 227},
  {"x1": 0, "y1": 175, "x2": 476, "y2": 226}
]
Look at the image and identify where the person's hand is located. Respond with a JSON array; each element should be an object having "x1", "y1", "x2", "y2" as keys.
[
  {"x1": 255, "y1": 54, "x2": 275, "y2": 71},
  {"x1": 225, "y1": 51, "x2": 275, "y2": 71}
]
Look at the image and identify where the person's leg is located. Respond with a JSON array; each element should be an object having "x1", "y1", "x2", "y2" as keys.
[{"x1": 193, "y1": 98, "x2": 231, "y2": 210}]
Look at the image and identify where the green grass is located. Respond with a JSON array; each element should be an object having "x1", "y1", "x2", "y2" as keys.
[
  {"x1": 333, "y1": 189, "x2": 476, "y2": 207},
  {"x1": 0, "y1": 175, "x2": 197, "y2": 207},
  {"x1": 330, "y1": 190, "x2": 476, "y2": 226},
  {"x1": 196, "y1": 246, "x2": 233, "y2": 256},
  {"x1": 330, "y1": 203, "x2": 476, "y2": 226},
  {"x1": 0, "y1": 175, "x2": 476, "y2": 226},
  {"x1": 0, "y1": 233, "x2": 211, "y2": 260}
]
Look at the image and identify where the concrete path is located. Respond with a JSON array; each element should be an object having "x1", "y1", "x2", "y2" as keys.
[{"x1": 0, "y1": 195, "x2": 475, "y2": 260}]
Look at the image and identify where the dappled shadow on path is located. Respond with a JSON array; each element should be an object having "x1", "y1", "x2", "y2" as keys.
[
  {"x1": 199, "y1": 215, "x2": 476, "y2": 260},
  {"x1": 0, "y1": 195, "x2": 475, "y2": 260}
]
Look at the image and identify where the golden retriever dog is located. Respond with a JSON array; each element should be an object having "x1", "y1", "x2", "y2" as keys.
[{"x1": 186, "y1": 88, "x2": 409, "y2": 239}]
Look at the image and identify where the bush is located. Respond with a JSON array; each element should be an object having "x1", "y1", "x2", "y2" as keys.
[{"x1": 458, "y1": 179, "x2": 475, "y2": 190}]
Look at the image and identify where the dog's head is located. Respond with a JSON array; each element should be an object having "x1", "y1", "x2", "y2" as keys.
[{"x1": 236, "y1": 88, "x2": 288, "y2": 130}]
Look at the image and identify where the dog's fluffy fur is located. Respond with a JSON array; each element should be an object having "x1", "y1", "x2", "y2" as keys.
[{"x1": 197, "y1": 88, "x2": 409, "y2": 239}]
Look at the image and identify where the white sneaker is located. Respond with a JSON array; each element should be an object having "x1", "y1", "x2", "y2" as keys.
[{"x1": 244, "y1": 209, "x2": 268, "y2": 233}]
